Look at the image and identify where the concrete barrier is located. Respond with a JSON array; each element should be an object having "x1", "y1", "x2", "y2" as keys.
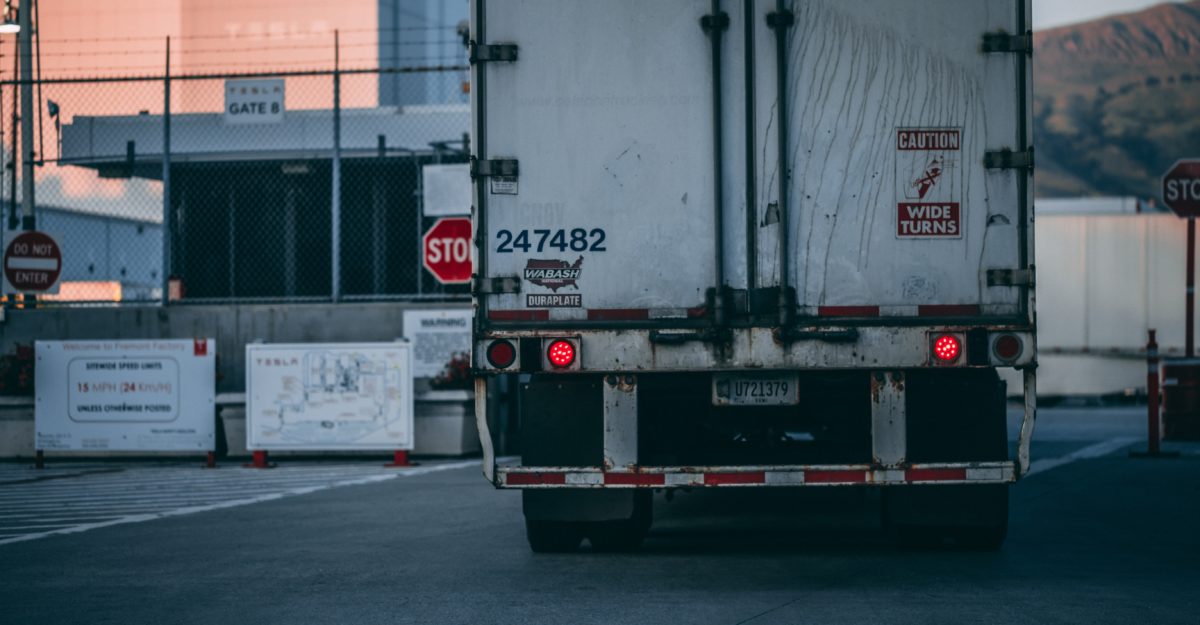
[{"x1": 0, "y1": 301, "x2": 489, "y2": 459}]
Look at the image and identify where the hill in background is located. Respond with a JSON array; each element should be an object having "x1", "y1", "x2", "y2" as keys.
[{"x1": 1034, "y1": 1, "x2": 1200, "y2": 198}]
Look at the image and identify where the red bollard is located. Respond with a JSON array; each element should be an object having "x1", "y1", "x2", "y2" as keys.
[
  {"x1": 1132, "y1": 330, "x2": 1179, "y2": 458},
  {"x1": 385, "y1": 450, "x2": 413, "y2": 467},
  {"x1": 243, "y1": 450, "x2": 273, "y2": 469},
  {"x1": 204, "y1": 451, "x2": 217, "y2": 469},
  {"x1": 1148, "y1": 330, "x2": 1161, "y2": 455}
]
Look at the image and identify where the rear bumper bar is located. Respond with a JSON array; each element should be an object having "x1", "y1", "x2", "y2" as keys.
[
  {"x1": 474, "y1": 368, "x2": 1038, "y2": 488},
  {"x1": 497, "y1": 461, "x2": 1016, "y2": 488}
]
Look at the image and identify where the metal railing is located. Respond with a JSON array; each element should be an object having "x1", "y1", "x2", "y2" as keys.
[{"x1": 0, "y1": 62, "x2": 472, "y2": 306}]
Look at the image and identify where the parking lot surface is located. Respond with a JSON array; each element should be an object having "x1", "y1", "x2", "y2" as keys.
[{"x1": 1, "y1": 407, "x2": 1197, "y2": 625}]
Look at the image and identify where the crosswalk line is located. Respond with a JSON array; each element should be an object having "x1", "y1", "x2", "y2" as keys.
[{"x1": 0, "y1": 460, "x2": 479, "y2": 547}]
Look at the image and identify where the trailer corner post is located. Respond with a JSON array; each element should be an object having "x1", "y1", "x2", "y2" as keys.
[
  {"x1": 1017, "y1": 367, "x2": 1037, "y2": 477},
  {"x1": 475, "y1": 376, "x2": 496, "y2": 483}
]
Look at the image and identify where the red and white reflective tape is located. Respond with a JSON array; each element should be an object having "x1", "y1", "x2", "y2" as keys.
[
  {"x1": 489, "y1": 307, "x2": 707, "y2": 322},
  {"x1": 498, "y1": 462, "x2": 1015, "y2": 488},
  {"x1": 489, "y1": 305, "x2": 988, "y2": 322},
  {"x1": 815, "y1": 305, "x2": 985, "y2": 318}
]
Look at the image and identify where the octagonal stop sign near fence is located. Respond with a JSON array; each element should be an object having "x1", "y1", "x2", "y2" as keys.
[
  {"x1": 1163, "y1": 160, "x2": 1200, "y2": 218},
  {"x1": 422, "y1": 217, "x2": 472, "y2": 285}
]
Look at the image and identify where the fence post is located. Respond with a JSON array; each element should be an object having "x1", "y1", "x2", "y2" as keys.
[
  {"x1": 414, "y1": 151, "x2": 423, "y2": 296},
  {"x1": 331, "y1": 31, "x2": 342, "y2": 302},
  {"x1": 161, "y1": 37, "x2": 172, "y2": 306},
  {"x1": 18, "y1": 3, "x2": 35, "y2": 308}
]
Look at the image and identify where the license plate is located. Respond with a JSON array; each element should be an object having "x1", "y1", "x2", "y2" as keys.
[{"x1": 712, "y1": 374, "x2": 800, "y2": 406}]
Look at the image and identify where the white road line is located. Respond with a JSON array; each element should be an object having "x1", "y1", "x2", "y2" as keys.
[
  {"x1": 0, "y1": 469, "x2": 399, "y2": 491},
  {"x1": 0, "y1": 504, "x2": 262, "y2": 517},
  {"x1": 0, "y1": 460, "x2": 479, "y2": 547},
  {"x1": 0, "y1": 516, "x2": 130, "y2": 524},
  {"x1": 0, "y1": 470, "x2": 411, "y2": 495},
  {"x1": 0, "y1": 524, "x2": 93, "y2": 531},
  {"x1": 0, "y1": 481, "x2": 404, "y2": 503},
  {"x1": 1026, "y1": 437, "x2": 1139, "y2": 477}
]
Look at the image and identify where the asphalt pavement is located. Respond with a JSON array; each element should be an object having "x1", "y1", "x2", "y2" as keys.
[{"x1": 1, "y1": 406, "x2": 1197, "y2": 625}]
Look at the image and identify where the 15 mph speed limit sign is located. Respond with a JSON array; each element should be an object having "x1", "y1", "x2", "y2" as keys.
[{"x1": 3, "y1": 231, "x2": 62, "y2": 294}]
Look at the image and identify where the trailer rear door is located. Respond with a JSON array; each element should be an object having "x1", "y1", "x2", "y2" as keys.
[
  {"x1": 750, "y1": 0, "x2": 1031, "y2": 320},
  {"x1": 473, "y1": 0, "x2": 1032, "y2": 327},
  {"x1": 473, "y1": 0, "x2": 723, "y2": 324}
]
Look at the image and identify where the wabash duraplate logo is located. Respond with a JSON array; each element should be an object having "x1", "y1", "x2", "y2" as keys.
[{"x1": 524, "y1": 257, "x2": 583, "y2": 292}]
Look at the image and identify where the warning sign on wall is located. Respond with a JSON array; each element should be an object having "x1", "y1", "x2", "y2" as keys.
[{"x1": 896, "y1": 128, "x2": 962, "y2": 238}]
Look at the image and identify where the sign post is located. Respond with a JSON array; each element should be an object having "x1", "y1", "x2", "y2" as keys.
[
  {"x1": 1163, "y1": 160, "x2": 1200, "y2": 355},
  {"x1": 1157, "y1": 159, "x2": 1200, "y2": 444},
  {"x1": 3, "y1": 231, "x2": 62, "y2": 295},
  {"x1": 422, "y1": 217, "x2": 473, "y2": 285}
]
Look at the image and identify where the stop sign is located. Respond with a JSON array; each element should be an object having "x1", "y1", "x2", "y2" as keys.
[
  {"x1": 4, "y1": 231, "x2": 61, "y2": 293},
  {"x1": 422, "y1": 218, "x2": 472, "y2": 284},
  {"x1": 1163, "y1": 159, "x2": 1200, "y2": 218}
]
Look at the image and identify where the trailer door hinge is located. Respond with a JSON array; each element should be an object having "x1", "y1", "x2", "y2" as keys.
[
  {"x1": 469, "y1": 42, "x2": 518, "y2": 64},
  {"x1": 985, "y1": 148, "x2": 1035, "y2": 171},
  {"x1": 987, "y1": 268, "x2": 1034, "y2": 288},
  {"x1": 982, "y1": 31, "x2": 1032, "y2": 56},
  {"x1": 470, "y1": 157, "x2": 519, "y2": 179},
  {"x1": 475, "y1": 276, "x2": 521, "y2": 295},
  {"x1": 700, "y1": 12, "x2": 730, "y2": 32},
  {"x1": 766, "y1": 10, "x2": 795, "y2": 30}
]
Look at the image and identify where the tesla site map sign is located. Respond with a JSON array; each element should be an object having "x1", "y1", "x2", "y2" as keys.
[{"x1": 246, "y1": 343, "x2": 414, "y2": 451}]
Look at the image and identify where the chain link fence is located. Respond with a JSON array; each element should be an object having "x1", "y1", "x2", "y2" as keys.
[{"x1": 0, "y1": 64, "x2": 472, "y2": 305}]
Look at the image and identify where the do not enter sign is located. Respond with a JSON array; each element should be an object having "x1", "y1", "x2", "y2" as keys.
[
  {"x1": 1163, "y1": 160, "x2": 1200, "y2": 218},
  {"x1": 4, "y1": 231, "x2": 61, "y2": 293},
  {"x1": 422, "y1": 217, "x2": 472, "y2": 285}
]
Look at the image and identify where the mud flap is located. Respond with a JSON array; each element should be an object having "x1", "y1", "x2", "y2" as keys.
[
  {"x1": 523, "y1": 490, "x2": 639, "y2": 523},
  {"x1": 882, "y1": 484, "x2": 1009, "y2": 549}
]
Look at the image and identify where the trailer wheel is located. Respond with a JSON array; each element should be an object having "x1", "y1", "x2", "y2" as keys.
[
  {"x1": 586, "y1": 492, "x2": 653, "y2": 552},
  {"x1": 883, "y1": 485, "x2": 1008, "y2": 551},
  {"x1": 525, "y1": 520, "x2": 586, "y2": 553}
]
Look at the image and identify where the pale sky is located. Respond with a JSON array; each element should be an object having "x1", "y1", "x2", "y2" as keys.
[{"x1": 1034, "y1": 0, "x2": 1188, "y2": 30}]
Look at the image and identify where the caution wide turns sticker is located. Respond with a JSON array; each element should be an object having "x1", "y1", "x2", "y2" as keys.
[{"x1": 896, "y1": 128, "x2": 962, "y2": 239}]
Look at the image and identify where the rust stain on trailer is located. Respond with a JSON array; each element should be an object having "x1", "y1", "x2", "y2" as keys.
[{"x1": 870, "y1": 370, "x2": 905, "y2": 403}]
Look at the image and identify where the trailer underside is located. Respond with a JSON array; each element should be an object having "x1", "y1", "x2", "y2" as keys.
[{"x1": 474, "y1": 367, "x2": 1037, "y2": 490}]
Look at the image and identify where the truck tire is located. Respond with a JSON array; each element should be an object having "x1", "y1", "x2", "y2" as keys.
[
  {"x1": 525, "y1": 520, "x2": 586, "y2": 553},
  {"x1": 882, "y1": 485, "x2": 1008, "y2": 550},
  {"x1": 586, "y1": 492, "x2": 653, "y2": 552}
]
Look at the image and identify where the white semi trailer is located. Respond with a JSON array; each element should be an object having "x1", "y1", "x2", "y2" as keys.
[{"x1": 469, "y1": 0, "x2": 1036, "y2": 551}]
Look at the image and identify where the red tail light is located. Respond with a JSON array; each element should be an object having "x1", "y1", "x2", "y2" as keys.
[
  {"x1": 546, "y1": 340, "x2": 576, "y2": 369},
  {"x1": 486, "y1": 340, "x2": 516, "y2": 369},
  {"x1": 993, "y1": 334, "x2": 1023, "y2": 362},
  {"x1": 933, "y1": 334, "x2": 961, "y2": 363}
]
